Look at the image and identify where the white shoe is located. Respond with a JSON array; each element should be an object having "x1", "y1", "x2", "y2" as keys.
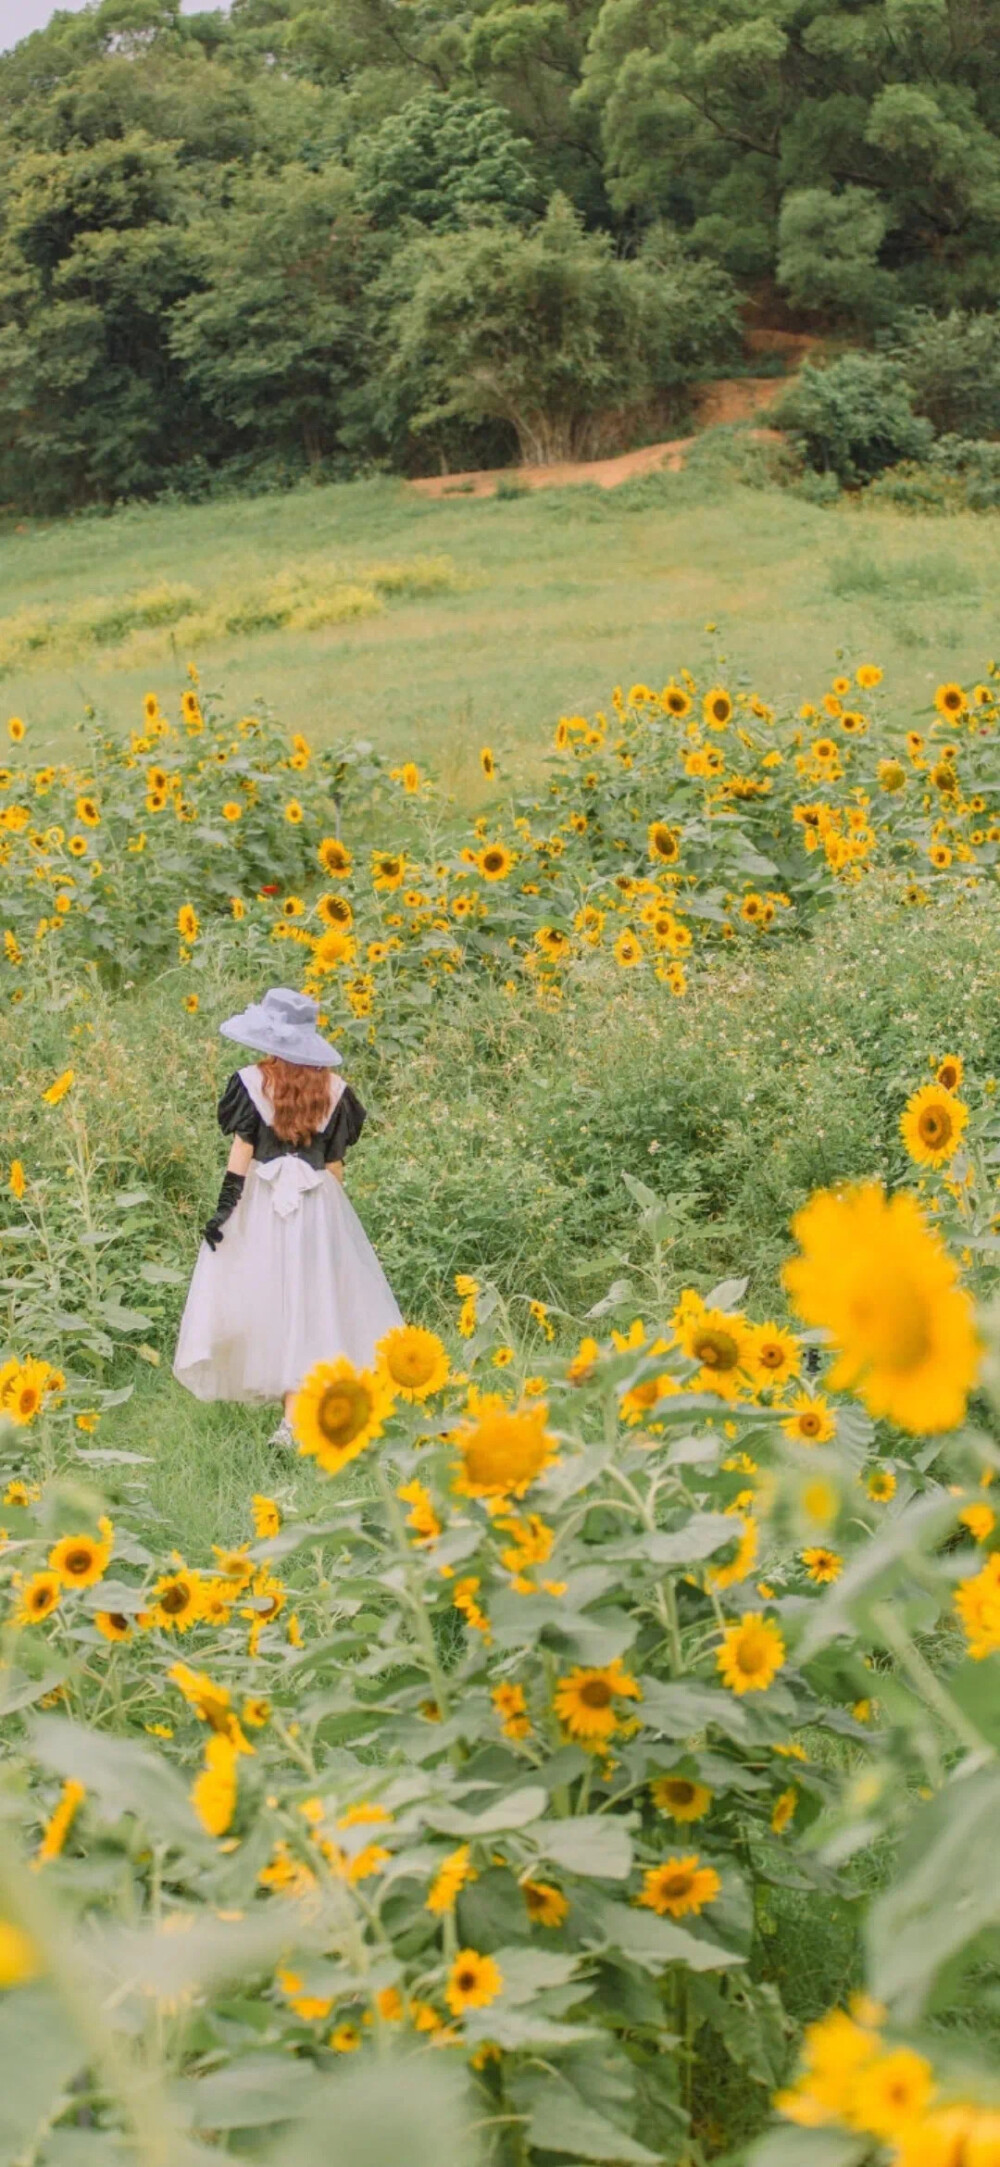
[{"x1": 268, "y1": 1418, "x2": 294, "y2": 1451}]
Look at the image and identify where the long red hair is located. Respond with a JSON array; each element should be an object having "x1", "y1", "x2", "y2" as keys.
[{"x1": 258, "y1": 1057, "x2": 334, "y2": 1145}]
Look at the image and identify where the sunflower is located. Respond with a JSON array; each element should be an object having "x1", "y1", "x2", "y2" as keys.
[
  {"x1": 317, "y1": 892, "x2": 353, "y2": 928},
  {"x1": 150, "y1": 1569, "x2": 204, "y2": 1633},
  {"x1": 522, "y1": 1879, "x2": 569, "y2": 1927},
  {"x1": 453, "y1": 1402, "x2": 556, "y2": 1498},
  {"x1": 613, "y1": 929, "x2": 642, "y2": 968},
  {"x1": 535, "y1": 925, "x2": 570, "y2": 962},
  {"x1": 41, "y1": 1069, "x2": 74, "y2": 1107},
  {"x1": 934, "y1": 1054, "x2": 963, "y2": 1092},
  {"x1": 783, "y1": 1181, "x2": 979, "y2": 1434},
  {"x1": 377, "y1": 1323, "x2": 450, "y2": 1402},
  {"x1": 900, "y1": 1083, "x2": 968, "y2": 1168},
  {"x1": 49, "y1": 1527, "x2": 112, "y2": 1588},
  {"x1": 8, "y1": 716, "x2": 25, "y2": 743},
  {"x1": 661, "y1": 682, "x2": 691, "y2": 718},
  {"x1": 678, "y1": 1306, "x2": 753, "y2": 1399},
  {"x1": 480, "y1": 747, "x2": 495, "y2": 779},
  {"x1": 371, "y1": 851, "x2": 405, "y2": 892},
  {"x1": 928, "y1": 844, "x2": 951, "y2": 869},
  {"x1": 801, "y1": 1546, "x2": 842, "y2": 1584},
  {"x1": 318, "y1": 837, "x2": 353, "y2": 876},
  {"x1": 707, "y1": 1514, "x2": 759, "y2": 1591},
  {"x1": 877, "y1": 759, "x2": 906, "y2": 792},
  {"x1": 292, "y1": 1356, "x2": 393, "y2": 1475},
  {"x1": 221, "y1": 801, "x2": 242, "y2": 822},
  {"x1": 94, "y1": 1610, "x2": 132, "y2": 1642},
  {"x1": 703, "y1": 687, "x2": 732, "y2": 730},
  {"x1": 191, "y1": 1734, "x2": 238, "y2": 1837},
  {"x1": 311, "y1": 926, "x2": 356, "y2": 972},
  {"x1": 748, "y1": 1321, "x2": 800, "y2": 1388},
  {"x1": 856, "y1": 664, "x2": 883, "y2": 689},
  {"x1": 851, "y1": 2049, "x2": 934, "y2": 2142},
  {"x1": 934, "y1": 682, "x2": 966, "y2": 719},
  {"x1": 476, "y1": 844, "x2": 514, "y2": 881},
  {"x1": 717, "y1": 1613, "x2": 785, "y2": 1695},
  {"x1": 446, "y1": 1949, "x2": 503, "y2": 2016},
  {"x1": 637, "y1": 1856, "x2": 721, "y2": 1919},
  {"x1": 492, "y1": 1680, "x2": 531, "y2": 1737},
  {"x1": 75, "y1": 796, "x2": 100, "y2": 827},
  {"x1": 15, "y1": 1570, "x2": 61, "y2": 1624},
  {"x1": 553, "y1": 1658, "x2": 640, "y2": 1741},
  {"x1": 650, "y1": 1775, "x2": 713, "y2": 1823},
  {"x1": 740, "y1": 892, "x2": 764, "y2": 925},
  {"x1": 284, "y1": 801, "x2": 303, "y2": 825},
  {"x1": 183, "y1": 993, "x2": 199, "y2": 1014},
  {"x1": 647, "y1": 821, "x2": 681, "y2": 865},
  {"x1": 176, "y1": 904, "x2": 200, "y2": 942},
  {"x1": 771, "y1": 1787, "x2": 798, "y2": 1834},
  {"x1": 959, "y1": 1501, "x2": 995, "y2": 1543},
  {"x1": 866, "y1": 1468, "x2": 897, "y2": 1503}
]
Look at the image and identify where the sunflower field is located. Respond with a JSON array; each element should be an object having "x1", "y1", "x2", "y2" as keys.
[{"x1": 4, "y1": 663, "x2": 1000, "y2": 2166}]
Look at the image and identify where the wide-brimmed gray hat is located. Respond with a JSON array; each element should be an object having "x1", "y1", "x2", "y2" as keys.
[{"x1": 219, "y1": 987, "x2": 343, "y2": 1068}]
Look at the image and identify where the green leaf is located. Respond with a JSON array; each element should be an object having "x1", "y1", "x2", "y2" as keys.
[
  {"x1": 425, "y1": 1785, "x2": 547, "y2": 1836},
  {"x1": 31, "y1": 1717, "x2": 209, "y2": 1858},
  {"x1": 637, "y1": 1679, "x2": 750, "y2": 1743},
  {"x1": 535, "y1": 1815, "x2": 633, "y2": 1879},
  {"x1": 644, "y1": 1515, "x2": 736, "y2": 1566},
  {"x1": 584, "y1": 1897, "x2": 742, "y2": 1973},
  {"x1": 516, "y1": 2073, "x2": 662, "y2": 2164},
  {"x1": 866, "y1": 1765, "x2": 1000, "y2": 2020},
  {"x1": 0, "y1": 1987, "x2": 82, "y2": 2157},
  {"x1": 96, "y1": 1299, "x2": 154, "y2": 1332},
  {"x1": 747, "y1": 2133, "x2": 866, "y2": 2167},
  {"x1": 172, "y1": 2053, "x2": 322, "y2": 2131},
  {"x1": 272, "y1": 2053, "x2": 468, "y2": 2167},
  {"x1": 491, "y1": 1946, "x2": 581, "y2": 2001}
]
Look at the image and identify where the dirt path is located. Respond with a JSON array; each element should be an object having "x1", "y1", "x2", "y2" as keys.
[{"x1": 409, "y1": 338, "x2": 811, "y2": 502}]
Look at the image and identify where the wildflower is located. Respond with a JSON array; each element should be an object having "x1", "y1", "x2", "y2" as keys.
[
  {"x1": 292, "y1": 1356, "x2": 393, "y2": 1475},
  {"x1": 397, "y1": 1479, "x2": 441, "y2": 1544},
  {"x1": 41, "y1": 1069, "x2": 74, "y2": 1106},
  {"x1": 900, "y1": 1084, "x2": 968, "y2": 1168},
  {"x1": 33, "y1": 1779, "x2": 85, "y2": 1867},
  {"x1": 553, "y1": 1658, "x2": 640, "y2": 1741},
  {"x1": 748, "y1": 1321, "x2": 800, "y2": 1387},
  {"x1": 648, "y1": 822, "x2": 681, "y2": 864},
  {"x1": 934, "y1": 683, "x2": 966, "y2": 719},
  {"x1": 284, "y1": 801, "x2": 303, "y2": 825},
  {"x1": 426, "y1": 1845, "x2": 474, "y2": 1914},
  {"x1": 446, "y1": 1949, "x2": 503, "y2": 2016},
  {"x1": 372, "y1": 851, "x2": 405, "y2": 892},
  {"x1": 783, "y1": 1182, "x2": 979, "y2": 1434},
  {"x1": 857, "y1": 664, "x2": 883, "y2": 688},
  {"x1": 377, "y1": 1323, "x2": 449, "y2": 1401},
  {"x1": 678, "y1": 1306, "x2": 753, "y2": 1399},
  {"x1": 650, "y1": 1775, "x2": 713, "y2": 1823},
  {"x1": 849, "y1": 2048, "x2": 934, "y2": 2141},
  {"x1": 613, "y1": 928, "x2": 642, "y2": 968},
  {"x1": 243, "y1": 1696, "x2": 270, "y2": 1727},
  {"x1": 703, "y1": 687, "x2": 732, "y2": 730},
  {"x1": 866, "y1": 1468, "x2": 897, "y2": 1503},
  {"x1": 717, "y1": 1614, "x2": 785, "y2": 1695},
  {"x1": 7, "y1": 717, "x2": 25, "y2": 743},
  {"x1": 75, "y1": 796, "x2": 100, "y2": 827},
  {"x1": 9, "y1": 1161, "x2": 25, "y2": 1200},
  {"x1": 480, "y1": 747, "x2": 495, "y2": 778},
  {"x1": 318, "y1": 837, "x2": 352, "y2": 875},
  {"x1": 637, "y1": 1857, "x2": 721, "y2": 1919},
  {"x1": 176, "y1": 904, "x2": 199, "y2": 942},
  {"x1": 95, "y1": 1611, "x2": 132, "y2": 1642},
  {"x1": 801, "y1": 1546, "x2": 842, "y2": 1584}
]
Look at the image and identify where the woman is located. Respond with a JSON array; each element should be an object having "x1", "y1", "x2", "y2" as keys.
[{"x1": 173, "y1": 986, "x2": 401, "y2": 1444}]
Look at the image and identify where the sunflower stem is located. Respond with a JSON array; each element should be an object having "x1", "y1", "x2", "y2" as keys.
[{"x1": 375, "y1": 1462, "x2": 454, "y2": 1730}]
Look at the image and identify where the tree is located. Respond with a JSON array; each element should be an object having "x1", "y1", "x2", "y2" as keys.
[
  {"x1": 370, "y1": 194, "x2": 739, "y2": 465},
  {"x1": 354, "y1": 91, "x2": 539, "y2": 230},
  {"x1": 168, "y1": 165, "x2": 366, "y2": 462}
]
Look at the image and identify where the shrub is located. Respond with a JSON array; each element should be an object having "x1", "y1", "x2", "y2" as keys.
[
  {"x1": 775, "y1": 352, "x2": 934, "y2": 485},
  {"x1": 887, "y1": 307, "x2": 1000, "y2": 439}
]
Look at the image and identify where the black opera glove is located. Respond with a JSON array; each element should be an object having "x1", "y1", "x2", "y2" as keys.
[{"x1": 203, "y1": 1170, "x2": 245, "y2": 1252}]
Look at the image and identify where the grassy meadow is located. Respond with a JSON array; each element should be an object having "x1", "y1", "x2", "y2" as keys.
[
  {"x1": 2, "y1": 447, "x2": 999, "y2": 776},
  {"x1": 3, "y1": 459, "x2": 1000, "y2": 2163}
]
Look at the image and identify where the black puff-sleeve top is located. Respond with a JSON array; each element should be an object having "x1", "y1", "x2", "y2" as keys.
[{"x1": 217, "y1": 1070, "x2": 366, "y2": 1169}]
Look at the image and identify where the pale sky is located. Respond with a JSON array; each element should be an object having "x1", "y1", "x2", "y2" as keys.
[{"x1": 2, "y1": 0, "x2": 229, "y2": 50}]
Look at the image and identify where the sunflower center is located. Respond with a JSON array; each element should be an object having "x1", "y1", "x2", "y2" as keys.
[
  {"x1": 668, "y1": 1781, "x2": 695, "y2": 1805},
  {"x1": 694, "y1": 1330, "x2": 739, "y2": 1372},
  {"x1": 736, "y1": 1634, "x2": 768, "y2": 1677},
  {"x1": 798, "y1": 1412, "x2": 821, "y2": 1437},
  {"x1": 663, "y1": 1870, "x2": 693, "y2": 1897},
  {"x1": 918, "y1": 1105, "x2": 952, "y2": 1148},
  {"x1": 18, "y1": 1389, "x2": 39, "y2": 1417},
  {"x1": 64, "y1": 1548, "x2": 94, "y2": 1577},
  {"x1": 579, "y1": 1678, "x2": 613, "y2": 1709},
  {"x1": 108, "y1": 1613, "x2": 128, "y2": 1633},
  {"x1": 759, "y1": 1343, "x2": 784, "y2": 1369},
  {"x1": 456, "y1": 1968, "x2": 477, "y2": 1991},
  {"x1": 161, "y1": 1583, "x2": 190, "y2": 1615},
  {"x1": 711, "y1": 700, "x2": 728, "y2": 721},
  {"x1": 317, "y1": 1383, "x2": 371, "y2": 1446}
]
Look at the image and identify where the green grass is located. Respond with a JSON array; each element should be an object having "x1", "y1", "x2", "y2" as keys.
[{"x1": 2, "y1": 452, "x2": 998, "y2": 776}]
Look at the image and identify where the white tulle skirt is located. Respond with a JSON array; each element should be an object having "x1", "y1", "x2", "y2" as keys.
[{"x1": 173, "y1": 1158, "x2": 402, "y2": 1403}]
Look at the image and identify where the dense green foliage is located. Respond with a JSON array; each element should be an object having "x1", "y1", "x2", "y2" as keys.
[{"x1": 2, "y1": 0, "x2": 1000, "y2": 507}]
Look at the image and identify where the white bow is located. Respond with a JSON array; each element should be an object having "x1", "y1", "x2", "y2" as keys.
[{"x1": 253, "y1": 1157, "x2": 326, "y2": 1219}]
